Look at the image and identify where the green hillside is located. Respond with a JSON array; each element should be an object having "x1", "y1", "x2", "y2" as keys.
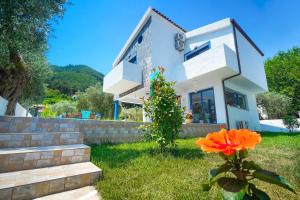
[{"x1": 48, "y1": 65, "x2": 104, "y2": 95}]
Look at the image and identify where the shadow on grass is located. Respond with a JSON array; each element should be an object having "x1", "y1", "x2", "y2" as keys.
[
  {"x1": 260, "y1": 131, "x2": 300, "y2": 137},
  {"x1": 91, "y1": 143, "x2": 204, "y2": 169}
]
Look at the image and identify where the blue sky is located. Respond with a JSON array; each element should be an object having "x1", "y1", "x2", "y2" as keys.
[{"x1": 47, "y1": 0, "x2": 300, "y2": 74}]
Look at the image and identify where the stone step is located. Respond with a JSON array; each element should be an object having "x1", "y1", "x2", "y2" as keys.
[
  {"x1": 0, "y1": 144, "x2": 91, "y2": 173},
  {"x1": 0, "y1": 132, "x2": 83, "y2": 148},
  {"x1": 34, "y1": 186, "x2": 101, "y2": 200},
  {"x1": 0, "y1": 162, "x2": 102, "y2": 200}
]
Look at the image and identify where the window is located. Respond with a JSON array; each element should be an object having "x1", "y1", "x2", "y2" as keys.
[
  {"x1": 190, "y1": 88, "x2": 216, "y2": 124},
  {"x1": 128, "y1": 55, "x2": 137, "y2": 64},
  {"x1": 184, "y1": 41, "x2": 210, "y2": 61},
  {"x1": 225, "y1": 88, "x2": 247, "y2": 110},
  {"x1": 138, "y1": 35, "x2": 143, "y2": 44}
]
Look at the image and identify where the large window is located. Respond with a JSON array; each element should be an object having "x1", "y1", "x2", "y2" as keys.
[
  {"x1": 184, "y1": 41, "x2": 210, "y2": 61},
  {"x1": 190, "y1": 88, "x2": 216, "y2": 124},
  {"x1": 225, "y1": 88, "x2": 247, "y2": 110}
]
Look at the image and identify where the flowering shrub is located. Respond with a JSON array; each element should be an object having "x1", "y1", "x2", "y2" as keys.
[
  {"x1": 140, "y1": 67, "x2": 184, "y2": 152},
  {"x1": 196, "y1": 129, "x2": 295, "y2": 200}
]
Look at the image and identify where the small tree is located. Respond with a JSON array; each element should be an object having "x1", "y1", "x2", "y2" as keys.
[
  {"x1": 51, "y1": 100, "x2": 77, "y2": 115},
  {"x1": 283, "y1": 115, "x2": 300, "y2": 132},
  {"x1": 140, "y1": 67, "x2": 184, "y2": 152},
  {"x1": 76, "y1": 83, "x2": 114, "y2": 118},
  {"x1": 257, "y1": 92, "x2": 292, "y2": 119}
]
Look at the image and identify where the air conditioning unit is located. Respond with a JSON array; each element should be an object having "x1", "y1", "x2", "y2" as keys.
[
  {"x1": 236, "y1": 121, "x2": 249, "y2": 129},
  {"x1": 175, "y1": 33, "x2": 185, "y2": 51}
]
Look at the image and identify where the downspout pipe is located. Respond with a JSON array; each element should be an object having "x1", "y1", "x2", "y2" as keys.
[{"x1": 222, "y1": 19, "x2": 242, "y2": 129}]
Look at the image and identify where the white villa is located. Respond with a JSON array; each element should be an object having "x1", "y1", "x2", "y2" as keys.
[{"x1": 103, "y1": 7, "x2": 268, "y2": 130}]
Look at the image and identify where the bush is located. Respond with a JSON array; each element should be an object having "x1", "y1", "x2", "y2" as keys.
[
  {"x1": 51, "y1": 100, "x2": 77, "y2": 115},
  {"x1": 40, "y1": 105, "x2": 57, "y2": 118},
  {"x1": 283, "y1": 115, "x2": 300, "y2": 132},
  {"x1": 120, "y1": 106, "x2": 143, "y2": 122},
  {"x1": 140, "y1": 67, "x2": 184, "y2": 152},
  {"x1": 257, "y1": 92, "x2": 292, "y2": 119},
  {"x1": 76, "y1": 83, "x2": 114, "y2": 118}
]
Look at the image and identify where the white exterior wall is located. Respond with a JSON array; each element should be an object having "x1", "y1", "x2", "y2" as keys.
[
  {"x1": 226, "y1": 82, "x2": 261, "y2": 130},
  {"x1": 260, "y1": 119, "x2": 300, "y2": 132},
  {"x1": 15, "y1": 103, "x2": 31, "y2": 117},
  {"x1": 0, "y1": 96, "x2": 31, "y2": 117},
  {"x1": 235, "y1": 28, "x2": 268, "y2": 91},
  {"x1": 185, "y1": 25, "x2": 236, "y2": 56},
  {"x1": 0, "y1": 96, "x2": 8, "y2": 116},
  {"x1": 178, "y1": 76, "x2": 227, "y2": 124},
  {"x1": 151, "y1": 13, "x2": 185, "y2": 81},
  {"x1": 103, "y1": 60, "x2": 142, "y2": 94}
]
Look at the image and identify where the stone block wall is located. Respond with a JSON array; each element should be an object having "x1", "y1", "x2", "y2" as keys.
[{"x1": 0, "y1": 116, "x2": 225, "y2": 144}]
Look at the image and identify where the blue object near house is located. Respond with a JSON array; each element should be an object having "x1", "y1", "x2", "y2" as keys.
[
  {"x1": 114, "y1": 100, "x2": 119, "y2": 120},
  {"x1": 149, "y1": 70, "x2": 159, "y2": 81},
  {"x1": 149, "y1": 70, "x2": 159, "y2": 97},
  {"x1": 81, "y1": 110, "x2": 91, "y2": 119}
]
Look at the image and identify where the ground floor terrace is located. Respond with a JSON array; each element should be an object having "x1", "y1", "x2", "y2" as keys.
[{"x1": 115, "y1": 74, "x2": 263, "y2": 131}]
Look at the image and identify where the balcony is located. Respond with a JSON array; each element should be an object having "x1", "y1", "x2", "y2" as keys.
[
  {"x1": 171, "y1": 44, "x2": 239, "y2": 83},
  {"x1": 103, "y1": 60, "x2": 142, "y2": 94}
]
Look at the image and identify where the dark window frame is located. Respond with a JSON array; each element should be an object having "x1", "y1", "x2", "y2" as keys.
[
  {"x1": 225, "y1": 88, "x2": 248, "y2": 110},
  {"x1": 184, "y1": 41, "x2": 211, "y2": 61},
  {"x1": 189, "y1": 87, "x2": 217, "y2": 124},
  {"x1": 128, "y1": 55, "x2": 137, "y2": 64}
]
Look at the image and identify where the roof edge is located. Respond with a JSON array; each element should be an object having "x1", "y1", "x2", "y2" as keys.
[
  {"x1": 151, "y1": 8, "x2": 186, "y2": 32},
  {"x1": 230, "y1": 19, "x2": 264, "y2": 56},
  {"x1": 112, "y1": 7, "x2": 186, "y2": 67}
]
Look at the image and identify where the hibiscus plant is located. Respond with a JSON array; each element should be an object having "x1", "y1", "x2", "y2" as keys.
[{"x1": 196, "y1": 129, "x2": 295, "y2": 200}]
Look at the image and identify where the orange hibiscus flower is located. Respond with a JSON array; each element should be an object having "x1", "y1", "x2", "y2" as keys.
[{"x1": 196, "y1": 129, "x2": 261, "y2": 156}]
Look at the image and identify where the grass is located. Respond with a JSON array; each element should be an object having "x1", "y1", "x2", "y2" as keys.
[{"x1": 91, "y1": 132, "x2": 300, "y2": 200}]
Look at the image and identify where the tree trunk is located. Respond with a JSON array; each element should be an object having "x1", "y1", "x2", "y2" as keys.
[{"x1": 0, "y1": 50, "x2": 27, "y2": 115}]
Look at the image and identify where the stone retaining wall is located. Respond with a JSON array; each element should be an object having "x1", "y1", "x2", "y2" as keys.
[{"x1": 0, "y1": 116, "x2": 225, "y2": 144}]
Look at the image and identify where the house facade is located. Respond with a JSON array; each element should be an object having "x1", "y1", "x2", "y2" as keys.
[{"x1": 103, "y1": 7, "x2": 268, "y2": 130}]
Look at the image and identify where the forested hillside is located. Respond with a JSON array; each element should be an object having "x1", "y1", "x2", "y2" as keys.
[{"x1": 48, "y1": 65, "x2": 104, "y2": 95}]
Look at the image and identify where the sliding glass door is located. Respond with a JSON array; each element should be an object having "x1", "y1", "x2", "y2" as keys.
[{"x1": 190, "y1": 88, "x2": 216, "y2": 124}]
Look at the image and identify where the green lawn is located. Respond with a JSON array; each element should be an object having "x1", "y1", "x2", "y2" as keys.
[{"x1": 91, "y1": 132, "x2": 300, "y2": 200}]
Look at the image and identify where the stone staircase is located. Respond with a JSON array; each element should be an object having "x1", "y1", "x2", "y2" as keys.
[{"x1": 0, "y1": 130, "x2": 102, "y2": 200}]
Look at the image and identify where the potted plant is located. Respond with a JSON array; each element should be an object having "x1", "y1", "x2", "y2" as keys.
[{"x1": 185, "y1": 112, "x2": 193, "y2": 123}]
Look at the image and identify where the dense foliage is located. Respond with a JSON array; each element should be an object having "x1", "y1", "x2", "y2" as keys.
[
  {"x1": 283, "y1": 115, "x2": 300, "y2": 132},
  {"x1": 76, "y1": 83, "x2": 114, "y2": 118},
  {"x1": 140, "y1": 67, "x2": 184, "y2": 152},
  {"x1": 265, "y1": 47, "x2": 300, "y2": 113},
  {"x1": 51, "y1": 100, "x2": 77, "y2": 115},
  {"x1": 257, "y1": 92, "x2": 292, "y2": 119},
  {"x1": 0, "y1": 0, "x2": 68, "y2": 114},
  {"x1": 42, "y1": 88, "x2": 70, "y2": 105},
  {"x1": 48, "y1": 65, "x2": 104, "y2": 95},
  {"x1": 120, "y1": 105, "x2": 143, "y2": 122}
]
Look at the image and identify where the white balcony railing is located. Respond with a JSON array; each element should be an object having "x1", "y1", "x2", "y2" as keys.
[
  {"x1": 171, "y1": 44, "x2": 239, "y2": 83},
  {"x1": 103, "y1": 60, "x2": 142, "y2": 94}
]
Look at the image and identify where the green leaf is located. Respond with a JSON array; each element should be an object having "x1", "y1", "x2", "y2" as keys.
[
  {"x1": 242, "y1": 194, "x2": 253, "y2": 200},
  {"x1": 217, "y1": 177, "x2": 247, "y2": 200},
  {"x1": 209, "y1": 163, "x2": 230, "y2": 183},
  {"x1": 201, "y1": 183, "x2": 211, "y2": 191},
  {"x1": 242, "y1": 160, "x2": 262, "y2": 171},
  {"x1": 249, "y1": 183, "x2": 270, "y2": 200},
  {"x1": 253, "y1": 169, "x2": 295, "y2": 193},
  {"x1": 239, "y1": 150, "x2": 249, "y2": 159}
]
